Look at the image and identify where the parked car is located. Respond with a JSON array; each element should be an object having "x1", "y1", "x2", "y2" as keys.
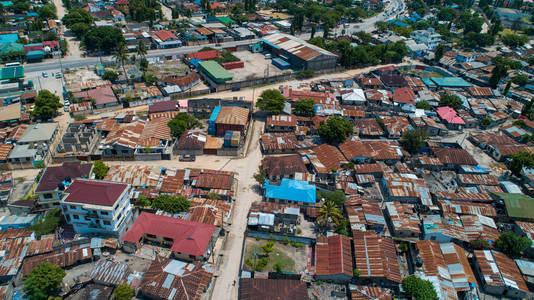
[
  {"x1": 55, "y1": 73, "x2": 62, "y2": 78},
  {"x1": 42, "y1": 72, "x2": 48, "y2": 77},
  {"x1": 64, "y1": 105, "x2": 70, "y2": 112},
  {"x1": 179, "y1": 155, "x2": 196, "y2": 162}
]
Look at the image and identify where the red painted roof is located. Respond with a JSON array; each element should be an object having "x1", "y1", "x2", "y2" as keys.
[
  {"x1": 115, "y1": 0, "x2": 128, "y2": 5},
  {"x1": 36, "y1": 162, "x2": 93, "y2": 193},
  {"x1": 122, "y1": 212, "x2": 216, "y2": 256},
  {"x1": 187, "y1": 50, "x2": 219, "y2": 60},
  {"x1": 437, "y1": 106, "x2": 465, "y2": 125},
  {"x1": 42, "y1": 40, "x2": 59, "y2": 49},
  {"x1": 393, "y1": 87, "x2": 415, "y2": 105},
  {"x1": 154, "y1": 30, "x2": 178, "y2": 41},
  {"x1": 63, "y1": 179, "x2": 128, "y2": 206}
]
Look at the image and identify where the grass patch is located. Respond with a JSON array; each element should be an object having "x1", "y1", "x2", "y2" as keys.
[
  {"x1": 30, "y1": 208, "x2": 61, "y2": 238},
  {"x1": 214, "y1": 50, "x2": 240, "y2": 64},
  {"x1": 245, "y1": 242, "x2": 296, "y2": 272}
]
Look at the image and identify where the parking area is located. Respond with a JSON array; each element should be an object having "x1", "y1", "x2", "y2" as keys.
[{"x1": 231, "y1": 51, "x2": 288, "y2": 82}]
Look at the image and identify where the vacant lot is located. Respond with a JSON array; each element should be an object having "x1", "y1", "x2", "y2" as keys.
[
  {"x1": 243, "y1": 237, "x2": 308, "y2": 273},
  {"x1": 231, "y1": 51, "x2": 288, "y2": 82}
]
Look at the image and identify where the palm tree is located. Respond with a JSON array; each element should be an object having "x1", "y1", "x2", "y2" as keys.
[
  {"x1": 136, "y1": 40, "x2": 147, "y2": 59},
  {"x1": 113, "y1": 42, "x2": 129, "y2": 85},
  {"x1": 317, "y1": 200, "x2": 343, "y2": 230}
]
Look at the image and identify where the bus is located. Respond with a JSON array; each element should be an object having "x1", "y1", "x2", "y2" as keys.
[{"x1": 5, "y1": 62, "x2": 21, "y2": 67}]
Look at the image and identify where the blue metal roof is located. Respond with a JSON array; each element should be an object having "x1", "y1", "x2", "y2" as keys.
[
  {"x1": 431, "y1": 77, "x2": 472, "y2": 87},
  {"x1": 209, "y1": 106, "x2": 221, "y2": 122},
  {"x1": 263, "y1": 178, "x2": 316, "y2": 204},
  {"x1": 0, "y1": 33, "x2": 18, "y2": 45}
]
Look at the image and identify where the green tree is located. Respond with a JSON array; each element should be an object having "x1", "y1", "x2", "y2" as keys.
[
  {"x1": 113, "y1": 42, "x2": 129, "y2": 84},
  {"x1": 29, "y1": 208, "x2": 61, "y2": 238},
  {"x1": 481, "y1": 117, "x2": 492, "y2": 126},
  {"x1": 437, "y1": 7, "x2": 457, "y2": 21},
  {"x1": 318, "y1": 116, "x2": 354, "y2": 144},
  {"x1": 317, "y1": 200, "x2": 343, "y2": 228},
  {"x1": 400, "y1": 129, "x2": 428, "y2": 154},
  {"x1": 32, "y1": 90, "x2": 62, "y2": 120},
  {"x1": 416, "y1": 100, "x2": 431, "y2": 110},
  {"x1": 69, "y1": 22, "x2": 91, "y2": 39},
  {"x1": 439, "y1": 94, "x2": 463, "y2": 110},
  {"x1": 151, "y1": 194, "x2": 191, "y2": 213},
  {"x1": 83, "y1": 26, "x2": 125, "y2": 53},
  {"x1": 508, "y1": 150, "x2": 534, "y2": 176},
  {"x1": 254, "y1": 168, "x2": 267, "y2": 185},
  {"x1": 273, "y1": 261, "x2": 284, "y2": 272},
  {"x1": 495, "y1": 232, "x2": 532, "y2": 258},
  {"x1": 513, "y1": 119, "x2": 526, "y2": 128},
  {"x1": 38, "y1": 5, "x2": 57, "y2": 20},
  {"x1": 402, "y1": 276, "x2": 438, "y2": 300},
  {"x1": 471, "y1": 238, "x2": 490, "y2": 249},
  {"x1": 256, "y1": 89, "x2": 287, "y2": 114},
  {"x1": 135, "y1": 195, "x2": 150, "y2": 207},
  {"x1": 136, "y1": 40, "x2": 147, "y2": 58},
  {"x1": 139, "y1": 57, "x2": 149, "y2": 71},
  {"x1": 262, "y1": 241, "x2": 275, "y2": 253},
  {"x1": 353, "y1": 268, "x2": 361, "y2": 277},
  {"x1": 93, "y1": 160, "x2": 109, "y2": 179},
  {"x1": 113, "y1": 283, "x2": 134, "y2": 300},
  {"x1": 503, "y1": 80, "x2": 512, "y2": 96},
  {"x1": 512, "y1": 74, "x2": 528, "y2": 87},
  {"x1": 102, "y1": 70, "x2": 119, "y2": 82},
  {"x1": 207, "y1": 192, "x2": 220, "y2": 200},
  {"x1": 23, "y1": 262, "x2": 66, "y2": 300},
  {"x1": 325, "y1": 190, "x2": 346, "y2": 208},
  {"x1": 62, "y1": 8, "x2": 93, "y2": 27},
  {"x1": 501, "y1": 33, "x2": 529, "y2": 48},
  {"x1": 434, "y1": 44, "x2": 444, "y2": 63},
  {"x1": 167, "y1": 113, "x2": 202, "y2": 137},
  {"x1": 292, "y1": 98, "x2": 315, "y2": 117}
]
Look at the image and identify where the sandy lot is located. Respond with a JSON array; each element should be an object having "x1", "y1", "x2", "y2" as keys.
[{"x1": 231, "y1": 51, "x2": 287, "y2": 82}]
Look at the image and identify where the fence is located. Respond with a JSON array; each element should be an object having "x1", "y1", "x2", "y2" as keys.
[
  {"x1": 129, "y1": 96, "x2": 171, "y2": 108},
  {"x1": 169, "y1": 88, "x2": 211, "y2": 100},
  {"x1": 246, "y1": 231, "x2": 316, "y2": 245}
]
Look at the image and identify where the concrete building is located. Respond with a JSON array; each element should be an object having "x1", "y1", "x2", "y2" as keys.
[
  {"x1": 410, "y1": 28, "x2": 441, "y2": 50},
  {"x1": 60, "y1": 179, "x2": 133, "y2": 237}
]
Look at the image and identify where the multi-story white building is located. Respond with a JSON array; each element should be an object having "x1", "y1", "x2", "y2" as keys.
[
  {"x1": 410, "y1": 28, "x2": 441, "y2": 50},
  {"x1": 60, "y1": 179, "x2": 133, "y2": 237}
]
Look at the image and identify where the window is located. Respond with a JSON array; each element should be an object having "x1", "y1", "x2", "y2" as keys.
[
  {"x1": 72, "y1": 214, "x2": 79, "y2": 220},
  {"x1": 44, "y1": 193, "x2": 53, "y2": 199},
  {"x1": 103, "y1": 221, "x2": 111, "y2": 225},
  {"x1": 147, "y1": 234, "x2": 156, "y2": 238},
  {"x1": 70, "y1": 205, "x2": 76, "y2": 210},
  {"x1": 101, "y1": 211, "x2": 108, "y2": 215}
]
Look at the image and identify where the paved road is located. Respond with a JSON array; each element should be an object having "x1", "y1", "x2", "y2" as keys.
[
  {"x1": 350, "y1": 0, "x2": 405, "y2": 33},
  {"x1": 23, "y1": 39, "x2": 260, "y2": 73}
]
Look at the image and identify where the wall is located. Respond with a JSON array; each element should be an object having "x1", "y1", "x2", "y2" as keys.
[
  {"x1": 134, "y1": 152, "x2": 163, "y2": 161},
  {"x1": 129, "y1": 96, "x2": 171, "y2": 108}
]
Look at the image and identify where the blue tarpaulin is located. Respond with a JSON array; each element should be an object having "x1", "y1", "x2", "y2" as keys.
[{"x1": 263, "y1": 178, "x2": 316, "y2": 204}]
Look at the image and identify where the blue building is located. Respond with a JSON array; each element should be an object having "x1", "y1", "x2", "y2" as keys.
[
  {"x1": 263, "y1": 178, "x2": 316, "y2": 205},
  {"x1": 0, "y1": 215, "x2": 36, "y2": 230}
]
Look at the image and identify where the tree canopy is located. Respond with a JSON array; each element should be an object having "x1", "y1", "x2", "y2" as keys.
[
  {"x1": 402, "y1": 276, "x2": 438, "y2": 300},
  {"x1": 151, "y1": 194, "x2": 191, "y2": 213},
  {"x1": 23, "y1": 262, "x2": 66, "y2": 300},
  {"x1": 256, "y1": 89, "x2": 287, "y2": 115},
  {"x1": 32, "y1": 90, "x2": 62, "y2": 120},
  {"x1": 324, "y1": 190, "x2": 346, "y2": 207},
  {"x1": 93, "y1": 160, "x2": 109, "y2": 179},
  {"x1": 400, "y1": 129, "x2": 428, "y2": 154},
  {"x1": 29, "y1": 208, "x2": 61, "y2": 239},
  {"x1": 318, "y1": 116, "x2": 353, "y2": 144},
  {"x1": 102, "y1": 70, "x2": 119, "y2": 82},
  {"x1": 439, "y1": 94, "x2": 463, "y2": 110},
  {"x1": 508, "y1": 150, "x2": 534, "y2": 176},
  {"x1": 501, "y1": 33, "x2": 529, "y2": 48},
  {"x1": 62, "y1": 8, "x2": 93, "y2": 27},
  {"x1": 83, "y1": 26, "x2": 125, "y2": 53},
  {"x1": 292, "y1": 98, "x2": 315, "y2": 117},
  {"x1": 416, "y1": 100, "x2": 431, "y2": 110},
  {"x1": 167, "y1": 113, "x2": 202, "y2": 137},
  {"x1": 113, "y1": 283, "x2": 135, "y2": 300},
  {"x1": 495, "y1": 232, "x2": 532, "y2": 258},
  {"x1": 37, "y1": 5, "x2": 56, "y2": 20}
]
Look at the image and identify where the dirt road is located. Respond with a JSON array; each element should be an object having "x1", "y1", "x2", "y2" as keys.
[{"x1": 51, "y1": 0, "x2": 83, "y2": 59}]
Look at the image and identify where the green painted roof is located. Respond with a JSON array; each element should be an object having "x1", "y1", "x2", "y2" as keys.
[
  {"x1": 494, "y1": 192, "x2": 534, "y2": 219},
  {"x1": 430, "y1": 77, "x2": 472, "y2": 87},
  {"x1": 199, "y1": 60, "x2": 232, "y2": 82},
  {"x1": 217, "y1": 16, "x2": 234, "y2": 24},
  {"x1": 0, "y1": 66, "x2": 24, "y2": 80}
]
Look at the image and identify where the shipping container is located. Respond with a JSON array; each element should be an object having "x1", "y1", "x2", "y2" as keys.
[
  {"x1": 272, "y1": 58, "x2": 290, "y2": 70},
  {"x1": 208, "y1": 106, "x2": 221, "y2": 135},
  {"x1": 221, "y1": 61, "x2": 244, "y2": 70},
  {"x1": 223, "y1": 130, "x2": 233, "y2": 147}
]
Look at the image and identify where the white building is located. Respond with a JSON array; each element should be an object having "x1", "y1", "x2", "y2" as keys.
[
  {"x1": 60, "y1": 179, "x2": 133, "y2": 237},
  {"x1": 410, "y1": 28, "x2": 441, "y2": 50}
]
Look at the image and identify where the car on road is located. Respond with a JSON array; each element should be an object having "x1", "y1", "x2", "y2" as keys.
[
  {"x1": 64, "y1": 105, "x2": 70, "y2": 112},
  {"x1": 42, "y1": 72, "x2": 48, "y2": 77},
  {"x1": 55, "y1": 73, "x2": 62, "y2": 78},
  {"x1": 179, "y1": 155, "x2": 196, "y2": 162}
]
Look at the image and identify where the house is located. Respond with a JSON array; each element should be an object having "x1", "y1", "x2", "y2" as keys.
[
  {"x1": 265, "y1": 115, "x2": 297, "y2": 132},
  {"x1": 355, "y1": 119, "x2": 385, "y2": 138},
  {"x1": 122, "y1": 212, "x2": 218, "y2": 261},
  {"x1": 350, "y1": 285, "x2": 392, "y2": 300},
  {"x1": 437, "y1": 106, "x2": 465, "y2": 130},
  {"x1": 263, "y1": 178, "x2": 316, "y2": 205},
  {"x1": 415, "y1": 241, "x2": 477, "y2": 300},
  {"x1": 381, "y1": 172, "x2": 432, "y2": 206},
  {"x1": 215, "y1": 106, "x2": 249, "y2": 136},
  {"x1": 431, "y1": 147, "x2": 478, "y2": 169},
  {"x1": 73, "y1": 86, "x2": 118, "y2": 109},
  {"x1": 138, "y1": 257, "x2": 214, "y2": 300},
  {"x1": 340, "y1": 88, "x2": 366, "y2": 105},
  {"x1": 148, "y1": 100, "x2": 178, "y2": 115},
  {"x1": 514, "y1": 221, "x2": 534, "y2": 257},
  {"x1": 392, "y1": 87, "x2": 416, "y2": 112},
  {"x1": 260, "y1": 133, "x2": 314, "y2": 154},
  {"x1": 315, "y1": 235, "x2": 353, "y2": 282},
  {"x1": 381, "y1": 116, "x2": 413, "y2": 139},
  {"x1": 380, "y1": 74, "x2": 407, "y2": 88},
  {"x1": 456, "y1": 51, "x2": 481, "y2": 63},
  {"x1": 35, "y1": 161, "x2": 93, "y2": 209},
  {"x1": 300, "y1": 144, "x2": 347, "y2": 177},
  {"x1": 175, "y1": 129, "x2": 206, "y2": 156},
  {"x1": 473, "y1": 250, "x2": 528, "y2": 299},
  {"x1": 352, "y1": 231, "x2": 402, "y2": 290},
  {"x1": 261, "y1": 154, "x2": 307, "y2": 180},
  {"x1": 0, "y1": 102, "x2": 21, "y2": 127},
  {"x1": 247, "y1": 202, "x2": 300, "y2": 234},
  {"x1": 60, "y1": 179, "x2": 133, "y2": 237},
  {"x1": 345, "y1": 195, "x2": 387, "y2": 233},
  {"x1": 239, "y1": 279, "x2": 309, "y2": 300},
  {"x1": 339, "y1": 139, "x2": 402, "y2": 164},
  {"x1": 160, "y1": 73, "x2": 201, "y2": 95},
  {"x1": 410, "y1": 28, "x2": 441, "y2": 50},
  {"x1": 151, "y1": 30, "x2": 181, "y2": 49},
  {"x1": 17, "y1": 123, "x2": 58, "y2": 145},
  {"x1": 384, "y1": 202, "x2": 420, "y2": 238}
]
